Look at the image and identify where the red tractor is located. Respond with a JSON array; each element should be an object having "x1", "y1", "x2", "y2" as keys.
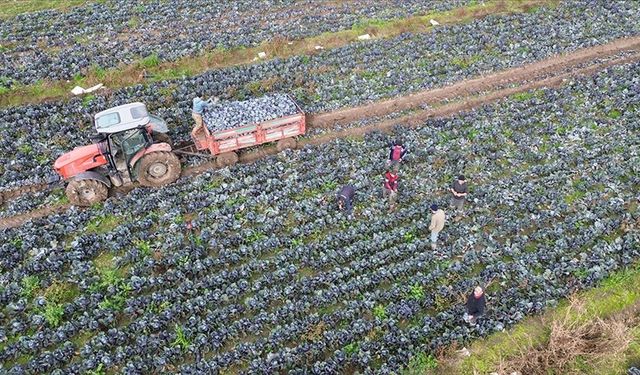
[{"x1": 54, "y1": 102, "x2": 181, "y2": 206}]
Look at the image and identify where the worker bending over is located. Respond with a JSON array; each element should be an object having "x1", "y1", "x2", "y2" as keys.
[
  {"x1": 464, "y1": 286, "x2": 486, "y2": 326},
  {"x1": 388, "y1": 139, "x2": 408, "y2": 169},
  {"x1": 337, "y1": 185, "x2": 355, "y2": 215}
]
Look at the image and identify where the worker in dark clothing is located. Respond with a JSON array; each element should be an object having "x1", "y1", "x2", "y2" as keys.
[
  {"x1": 387, "y1": 140, "x2": 408, "y2": 170},
  {"x1": 450, "y1": 174, "x2": 468, "y2": 217},
  {"x1": 464, "y1": 286, "x2": 486, "y2": 325},
  {"x1": 337, "y1": 185, "x2": 355, "y2": 215},
  {"x1": 383, "y1": 169, "x2": 399, "y2": 211}
]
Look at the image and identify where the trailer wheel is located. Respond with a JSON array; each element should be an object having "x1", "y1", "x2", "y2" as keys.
[
  {"x1": 137, "y1": 151, "x2": 181, "y2": 187},
  {"x1": 66, "y1": 179, "x2": 108, "y2": 206},
  {"x1": 277, "y1": 138, "x2": 297, "y2": 152},
  {"x1": 216, "y1": 152, "x2": 239, "y2": 168}
]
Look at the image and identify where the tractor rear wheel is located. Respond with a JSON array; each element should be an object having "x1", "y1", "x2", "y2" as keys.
[
  {"x1": 137, "y1": 151, "x2": 181, "y2": 187},
  {"x1": 216, "y1": 152, "x2": 239, "y2": 168},
  {"x1": 66, "y1": 179, "x2": 108, "y2": 206},
  {"x1": 276, "y1": 137, "x2": 297, "y2": 152}
]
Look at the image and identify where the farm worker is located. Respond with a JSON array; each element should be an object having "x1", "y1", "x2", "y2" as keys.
[
  {"x1": 337, "y1": 184, "x2": 355, "y2": 215},
  {"x1": 192, "y1": 93, "x2": 212, "y2": 133},
  {"x1": 428, "y1": 204, "x2": 445, "y2": 250},
  {"x1": 464, "y1": 286, "x2": 486, "y2": 326},
  {"x1": 383, "y1": 169, "x2": 399, "y2": 211},
  {"x1": 450, "y1": 174, "x2": 468, "y2": 217},
  {"x1": 388, "y1": 139, "x2": 408, "y2": 169}
]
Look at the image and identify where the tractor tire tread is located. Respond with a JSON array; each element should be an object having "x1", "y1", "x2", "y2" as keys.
[
  {"x1": 66, "y1": 179, "x2": 108, "y2": 207},
  {"x1": 137, "y1": 151, "x2": 181, "y2": 188}
]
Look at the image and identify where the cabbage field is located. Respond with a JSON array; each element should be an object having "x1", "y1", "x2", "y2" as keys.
[{"x1": 0, "y1": 1, "x2": 639, "y2": 374}]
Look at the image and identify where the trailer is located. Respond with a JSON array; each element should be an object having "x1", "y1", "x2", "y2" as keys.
[{"x1": 187, "y1": 94, "x2": 306, "y2": 167}]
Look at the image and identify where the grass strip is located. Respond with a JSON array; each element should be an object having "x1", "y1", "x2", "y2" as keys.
[
  {"x1": 430, "y1": 254, "x2": 640, "y2": 375},
  {"x1": 0, "y1": 0, "x2": 558, "y2": 108},
  {"x1": 0, "y1": 0, "x2": 90, "y2": 19}
]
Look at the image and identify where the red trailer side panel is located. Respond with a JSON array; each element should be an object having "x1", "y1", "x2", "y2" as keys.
[{"x1": 199, "y1": 96, "x2": 306, "y2": 156}]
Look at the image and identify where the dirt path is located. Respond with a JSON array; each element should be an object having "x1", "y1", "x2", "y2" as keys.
[
  {"x1": 2, "y1": 36, "x2": 640, "y2": 230},
  {"x1": 309, "y1": 35, "x2": 640, "y2": 127},
  {"x1": 306, "y1": 51, "x2": 640, "y2": 145},
  {"x1": 0, "y1": 203, "x2": 70, "y2": 230},
  {"x1": 0, "y1": 182, "x2": 49, "y2": 206}
]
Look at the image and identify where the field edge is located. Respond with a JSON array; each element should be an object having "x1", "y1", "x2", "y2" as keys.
[{"x1": 409, "y1": 252, "x2": 640, "y2": 375}]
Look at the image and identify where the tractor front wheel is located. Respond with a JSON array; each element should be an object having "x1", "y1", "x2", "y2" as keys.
[
  {"x1": 66, "y1": 179, "x2": 108, "y2": 206},
  {"x1": 136, "y1": 151, "x2": 181, "y2": 187}
]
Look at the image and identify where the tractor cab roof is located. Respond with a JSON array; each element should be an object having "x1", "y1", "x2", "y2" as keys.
[{"x1": 95, "y1": 102, "x2": 150, "y2": 134}]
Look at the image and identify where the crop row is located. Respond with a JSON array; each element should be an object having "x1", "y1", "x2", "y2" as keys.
[
  {"x1": 0, "y1": 0, "x2": 470, "y2": 85},
  {"x1": 0, "y1": 60, "x2": 638, "y2": 374},
  {"x1": 1, "y1": 1, "x2": 639, "y2": 189}
]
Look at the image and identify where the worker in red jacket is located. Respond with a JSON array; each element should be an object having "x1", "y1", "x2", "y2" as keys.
[
  {"x1": 388, "y1": 140, "x2": 408, "y2": 169},
  {"x1": 383, "y1": 169, "x2": 399, "y2": 211}
]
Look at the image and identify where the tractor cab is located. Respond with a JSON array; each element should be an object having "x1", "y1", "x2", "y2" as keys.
[
  {"x1": 54, "y1": 102, "x2": 181, "y2": 206},
  {"x1": 104, "y1": 127, "x2": 154, "y2": 184},
  {"x1": 94, "y1": 102, "x2": 169, "y2": 136},
  {"x1": 93, "y1": 103, "x2": 168, "y2": 184}
]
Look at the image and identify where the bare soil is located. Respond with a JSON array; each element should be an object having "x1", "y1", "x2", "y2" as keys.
[
  {"x1": 306, "y1": 51, "x2": 640, "y2": 145},
  {"x1": 0, "y1": 203, "x2": 70, "y2": 230}
]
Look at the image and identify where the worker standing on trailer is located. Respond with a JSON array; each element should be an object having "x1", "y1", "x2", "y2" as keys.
[
  {"x1": 383, "y1": 169, "x2": 399, "y2": 211},
  {"x1": 388, "y1": 139, "x2": 408, "y2": 169},
  {"x1": 337, "y1": 184, "x2": 355, "y2": 215},
  {"x1": 192, "y1": 93, "x2": 212, "y2": 133}
]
